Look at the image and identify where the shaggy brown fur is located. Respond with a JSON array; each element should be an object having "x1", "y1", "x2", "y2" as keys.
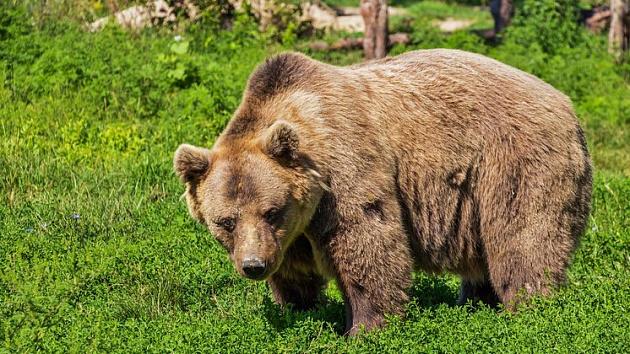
[{"x1": 174, "y1": 49, "x2": 592, "y2": 335}]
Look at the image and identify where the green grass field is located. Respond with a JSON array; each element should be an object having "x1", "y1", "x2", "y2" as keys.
[{"x1": 1, "y1": 0, "x2": 629, "y2": 352}]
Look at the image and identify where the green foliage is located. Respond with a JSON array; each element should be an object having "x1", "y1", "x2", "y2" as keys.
[
  {"x1": 506, "y1": 0, "x2": 582, "y2": 54},
  {"x1": 1, "y1": 1, "x2": 629, "y2": 352},
  {"x1": 10, "y1": 0, "x2": 105, "y2": 24}
]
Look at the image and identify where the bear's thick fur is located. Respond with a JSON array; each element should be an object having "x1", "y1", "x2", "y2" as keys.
[{"x1": 174, "y1": 49, "x2": 592, "y2": 335}]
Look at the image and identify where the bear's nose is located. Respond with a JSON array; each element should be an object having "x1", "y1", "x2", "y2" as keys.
[{"x1": 242, "y1": 257, "x2": 267, "y2": 279}]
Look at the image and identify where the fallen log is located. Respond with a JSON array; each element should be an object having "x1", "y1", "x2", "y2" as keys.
[
  {"x1": 335, "y1": 6, "x2": 408, "y2": 16},
  {"x1": 586, "y1": 8, "x2": 611, "y2": 33},
  {"x1": 309, "y1": 32, "x2": 409, "y2": 51}
]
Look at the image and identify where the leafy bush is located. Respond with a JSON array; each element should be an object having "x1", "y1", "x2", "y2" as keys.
[{"x1": 505, "y1": 0, "x2": 582, "y2": 54}]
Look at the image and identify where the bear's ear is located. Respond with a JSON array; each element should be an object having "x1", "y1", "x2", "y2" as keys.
[
  {"x1": 174, "y1": 144, "x2": 211, "y2": 184},
  {"x1": 261, "y1": 120, "x2": 299, "y2": 162}
]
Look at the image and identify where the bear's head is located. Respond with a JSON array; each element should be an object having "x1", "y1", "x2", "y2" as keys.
[{"x1": 174, "y1": 120, "x2": 326, "y2": 280}]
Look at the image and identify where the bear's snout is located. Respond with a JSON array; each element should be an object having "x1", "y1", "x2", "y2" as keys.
[{"x1": 241, "y1": 256, "x2": 267, "y2": 280}]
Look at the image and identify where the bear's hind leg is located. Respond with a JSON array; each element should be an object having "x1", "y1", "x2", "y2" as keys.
[
  {"x1": 480, "y1": 163, "x2": 583, "y2": 310},
  {"x1": 458, "y1": 278, "x2": 500, "y2": 307},
  {"x1": 484, "y1": 226, "x2": 571, "y2": 310},
  {"x1": 485, "y1": 249, "x2": 557, "y2": 310}
]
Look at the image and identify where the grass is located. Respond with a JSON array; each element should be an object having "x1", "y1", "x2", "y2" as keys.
[
  {"x1": 403, "y1": 1, "x2": 492, "y2": 26},
  {"x1": 1, "y1": 0, "x2": 629, "y2": 352}
]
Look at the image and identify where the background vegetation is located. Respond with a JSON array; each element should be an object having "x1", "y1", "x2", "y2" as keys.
[{"x1": 1, "y1": 0, "x2": 628, "y2": 351}]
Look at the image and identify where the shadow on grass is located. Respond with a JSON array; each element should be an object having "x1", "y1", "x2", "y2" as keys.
[
  {"x1": 262, "y1": 295, "x2": 347, "y2": 334},
  {"x1": 262, "y1": 275, "x2": 486, "y2": 335},
  {"x1": 408, "y1": 275, "x2": 459, "y2": 308}
]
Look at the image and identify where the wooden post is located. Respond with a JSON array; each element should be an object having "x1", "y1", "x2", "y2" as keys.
[
  {"x1": 360, "y1": 0, "x2": 388, "y2": 60},
  {"x1": 609, "y1": 0, "x2": 629, "y2": 60}
]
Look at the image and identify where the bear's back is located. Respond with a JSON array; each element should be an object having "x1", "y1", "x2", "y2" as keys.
[
  {"x1": 336, "y1": 49, "x2": 585, "y2": 173},
  {"x1": 347, "y1": 49, "x2": 575, "y2": 130}
]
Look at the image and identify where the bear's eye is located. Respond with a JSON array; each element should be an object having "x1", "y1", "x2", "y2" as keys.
[
  {"x1": 215, "y1": 217, "x2": 236, "y2": 232},
  {"x1": 263, "y1": 207, "x2": 282, "y2": 224}
]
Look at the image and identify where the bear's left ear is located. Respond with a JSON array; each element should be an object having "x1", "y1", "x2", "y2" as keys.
[{"x1": 261, "y1": 120, "x2": 299, "y2": 162}]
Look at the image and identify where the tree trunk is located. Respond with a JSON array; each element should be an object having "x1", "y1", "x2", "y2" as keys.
[
  {"x1": 360, "y1": 0, "x2": 388, "y2": 60},
  {"x1": 490, "y1": 0, "x2": 513, "y2": 34},
  {"x1": 609, "y1": 0, "x2": 629, "y2": 60},
  {"x1": 106, "y1": 0, "x2": 120, "y2": 13}
]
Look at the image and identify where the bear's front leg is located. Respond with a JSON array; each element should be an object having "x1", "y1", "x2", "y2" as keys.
[
  {"x1": 267, "y1": 235, "x2": 325, "y2": 311},
  {"x1": 324, "y1": 202, "x2": 413, "y2": 335},
  {"x1": 268, "y1": 272, "x2": 324, "y2": 311}
]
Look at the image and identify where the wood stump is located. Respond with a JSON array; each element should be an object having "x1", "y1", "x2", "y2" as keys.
[
  {"x1": 360, "y1": 0, "x2": 388, "y2": 60},
  {"x1": 609, "y1": 0, "x2": 630, "y2": 60}
]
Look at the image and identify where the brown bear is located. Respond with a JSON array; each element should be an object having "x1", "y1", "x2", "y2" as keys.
[{"x1": 174, "y1": 49, "x2": 592, "y2": 335}]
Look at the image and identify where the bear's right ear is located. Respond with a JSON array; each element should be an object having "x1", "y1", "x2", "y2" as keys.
[
  {"x1": 261, "y1": 120, "x2": 299, "y2": 163},
  {"x1": 174, "y1": 144, "x2": 211, "y2": 184}
]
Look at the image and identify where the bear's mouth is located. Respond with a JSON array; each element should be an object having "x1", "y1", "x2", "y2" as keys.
[
  {"x1": 243, "y1": 272, "x2": 268, "y2": 281},
  {"x1": 240, "y1": 266, "x2": 274, "y2": 281}
]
